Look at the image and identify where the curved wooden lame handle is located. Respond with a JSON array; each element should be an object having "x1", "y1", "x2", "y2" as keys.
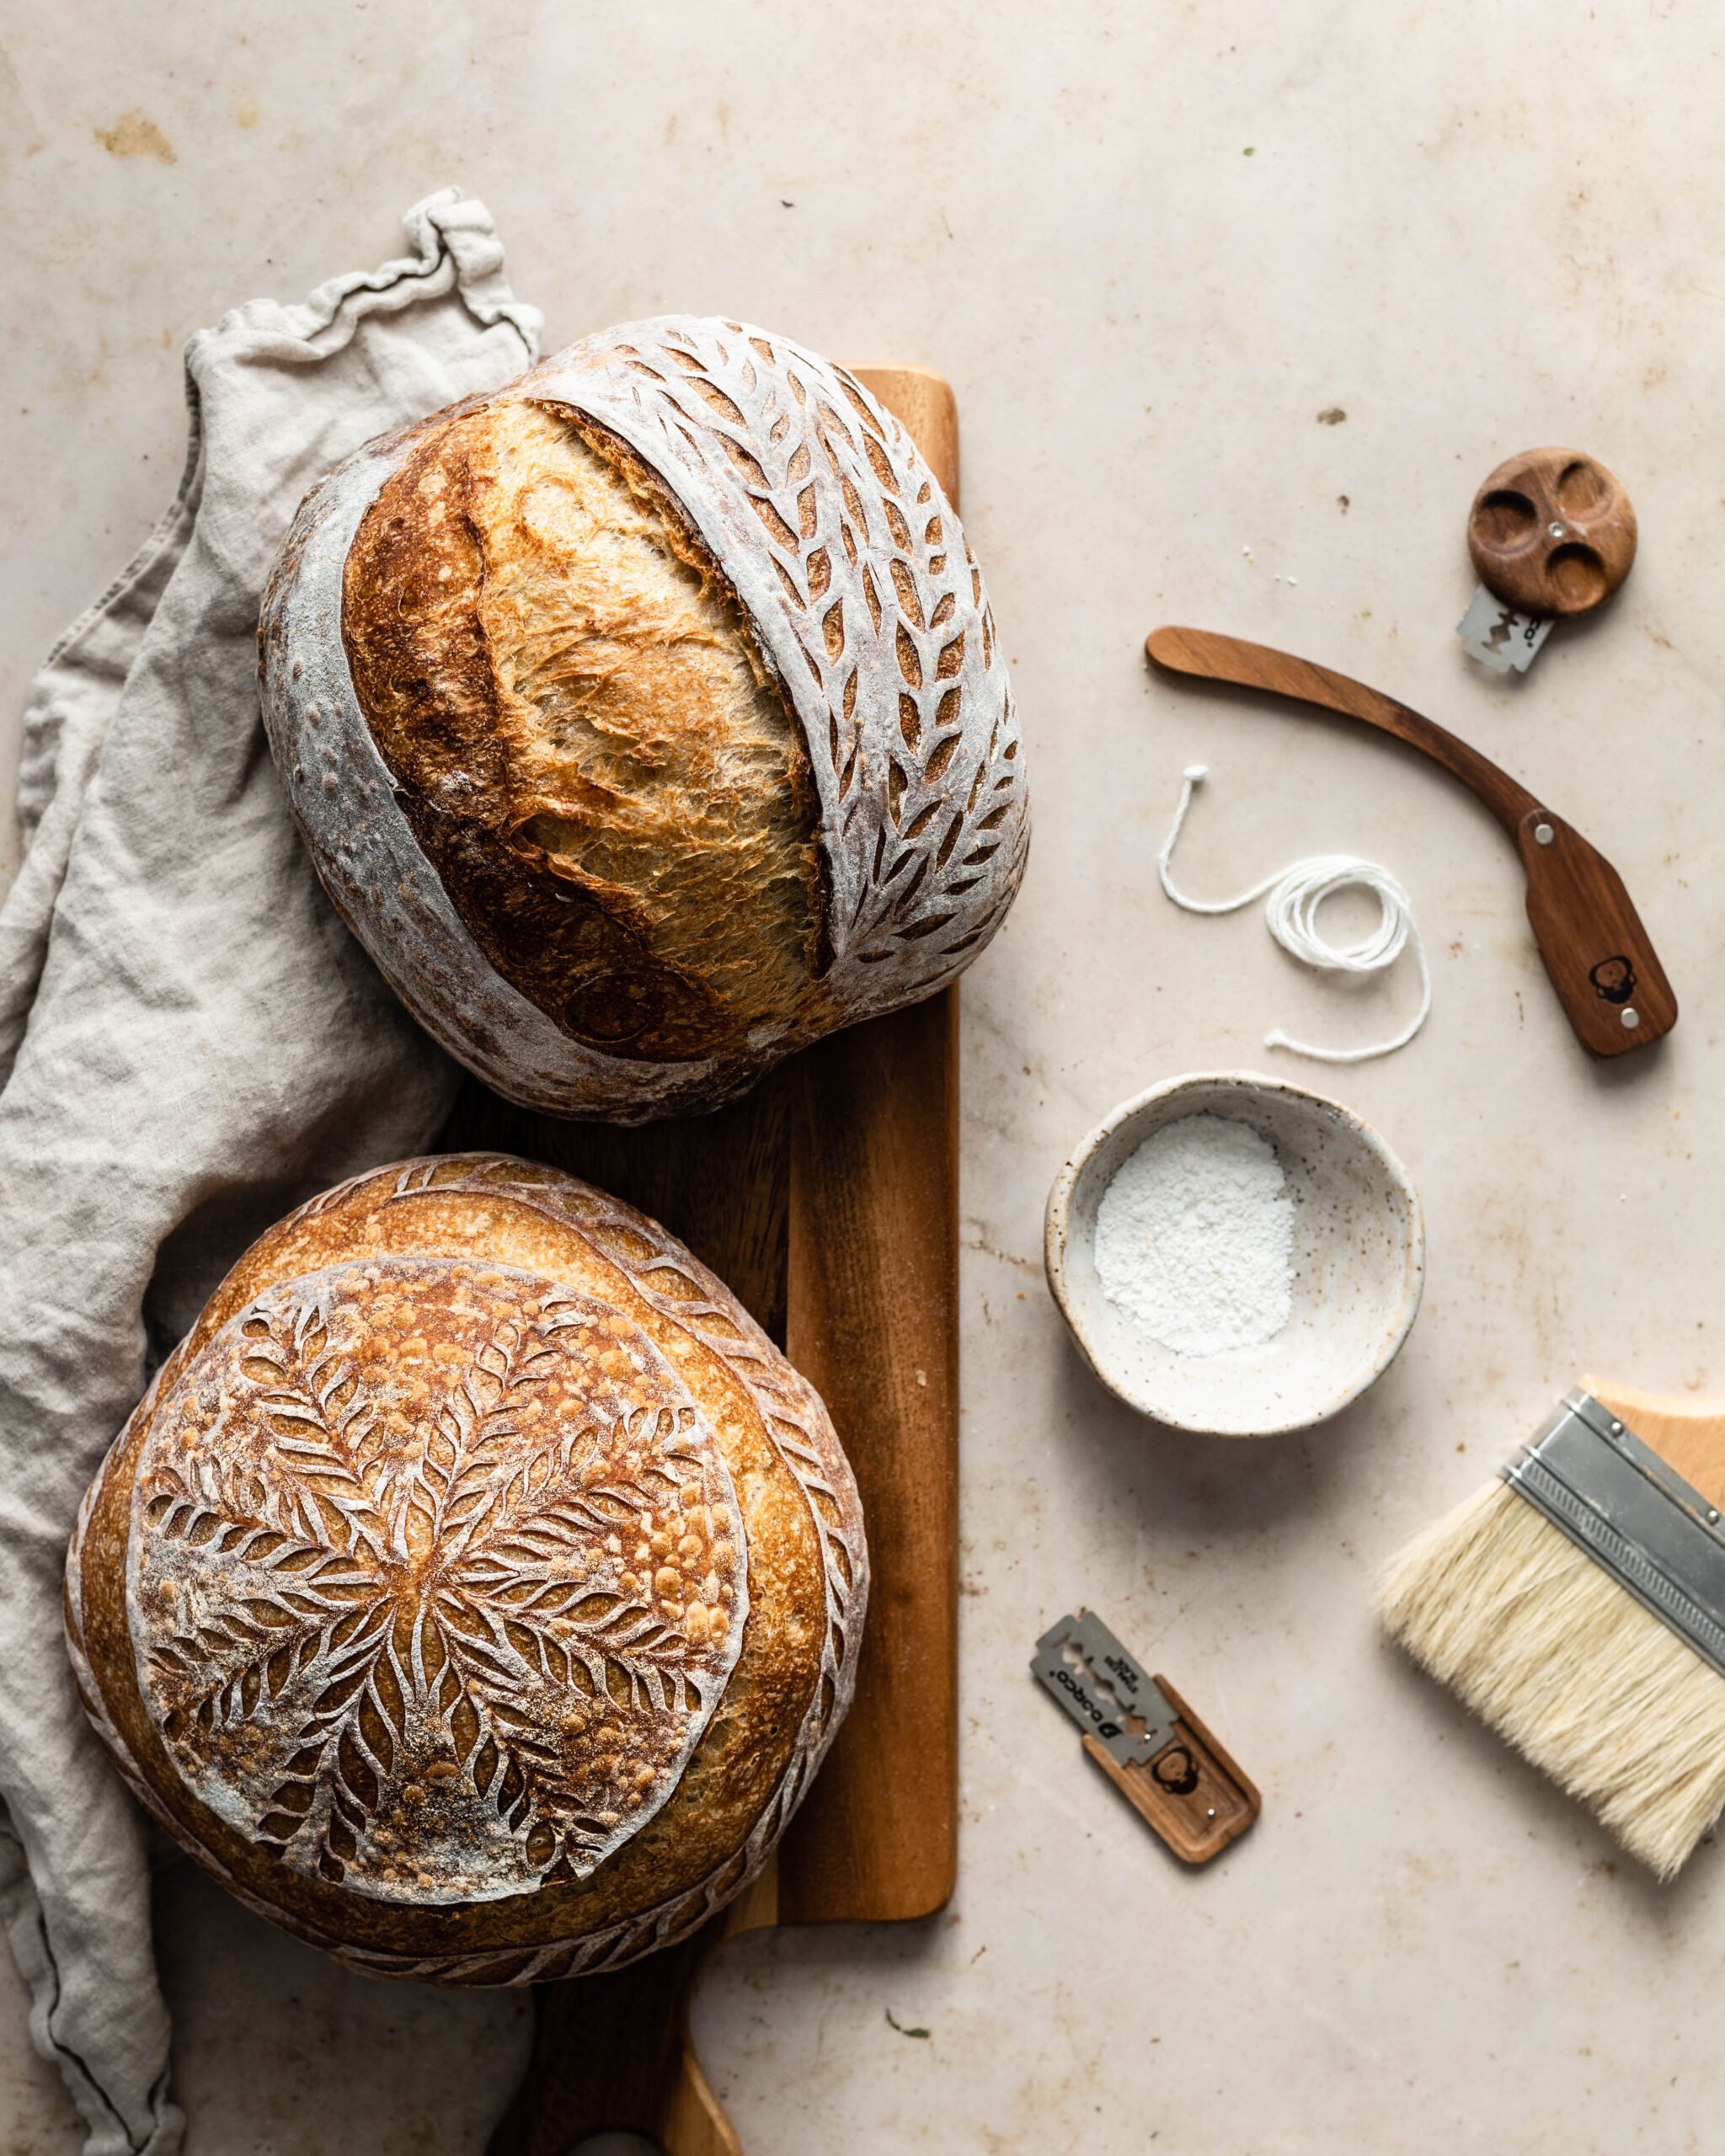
[
  {"x1": 1146, "y1": 627, "x2": 1677, "y2": 1059},
  {"x1": 1584, "y1": 1380, "x2": 1725, "y2": 1513}
]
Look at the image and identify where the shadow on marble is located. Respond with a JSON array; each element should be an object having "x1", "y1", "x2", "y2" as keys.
[
  {"x1": 1047, "y1": 1318, "x2": 1411, "y2": 1541},
  {"x1": 156, "y1": 1860, "x2": 531, "y2": 2154},
  {"x1": 1368, "y1": 1621, "x2": 1705, "y2": 1926}
]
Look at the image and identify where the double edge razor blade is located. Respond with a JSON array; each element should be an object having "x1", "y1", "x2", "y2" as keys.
[
  {"x1": 1030, "y1": 1609, "x2": 1262, "y2": 1864},
  {"x1": 1031, "y1": 1609, "x2": 1173, "y2": 1767},
  {"x1": 1457, "y1": 588, "x2": 1553, "y2": 676}
]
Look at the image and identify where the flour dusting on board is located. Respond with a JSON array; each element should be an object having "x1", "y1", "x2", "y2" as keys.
[{"x1": 1094, "y1": 1115, "x2": 1294, "y2": 1357}]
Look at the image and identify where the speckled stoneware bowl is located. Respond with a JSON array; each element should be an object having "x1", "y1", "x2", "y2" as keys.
[{"x1": 1044, "y1": 1073, "x2": 1424, "y2": 1438}]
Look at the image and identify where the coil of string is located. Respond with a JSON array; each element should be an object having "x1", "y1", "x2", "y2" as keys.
[{"x1": 1157, "y1": 765, "x2": 1430, "y2": 1064}]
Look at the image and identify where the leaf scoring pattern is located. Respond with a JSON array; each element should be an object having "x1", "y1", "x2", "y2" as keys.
[
  {"x1": 128, "y1": 1257, "x2": 748, "y2": 1907},
  {"x1": 67, "y1": 1155, "x2": 868, "y2": 1985},
  {"x1": 524, "y1": 318, "x2": 1030, "y2": 1008}
]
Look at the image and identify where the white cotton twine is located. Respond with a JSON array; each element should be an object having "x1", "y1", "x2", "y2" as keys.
[{"x1": 1157, "y1": 765, "x2": 1430, "y2": 1064}]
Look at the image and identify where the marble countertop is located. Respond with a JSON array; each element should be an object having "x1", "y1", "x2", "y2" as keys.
[{"x1": 7, "y1": 5, "x2": 1725, "y2": 2150}]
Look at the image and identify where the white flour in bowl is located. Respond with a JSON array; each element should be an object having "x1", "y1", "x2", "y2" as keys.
[{"x1": 1093, "y1": 1114, "x2": 1294, "y2": 1357}]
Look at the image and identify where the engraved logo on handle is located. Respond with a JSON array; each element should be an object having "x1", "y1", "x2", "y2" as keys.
[
  {"x1": 1589, "y1": 955, "x2": 1636, "y2": 1005},
  {"x1": 1151, "y1": 1745, "x2": 1200, "y2": 1796}
]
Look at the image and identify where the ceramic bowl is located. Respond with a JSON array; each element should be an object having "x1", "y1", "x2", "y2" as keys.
[{"x1": 1044, "y1": 1072, "x2": 1424, "y2": 1437}]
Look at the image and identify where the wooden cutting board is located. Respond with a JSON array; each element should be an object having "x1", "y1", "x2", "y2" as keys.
[{"x1": 449, "y1": 366, "x2": 964, "y2": 2156}]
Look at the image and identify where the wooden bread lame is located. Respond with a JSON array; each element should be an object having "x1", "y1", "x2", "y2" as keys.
[
  {"x1": 1146, "y1": 626, "x2": 1677, "y2": 1059},
  {"x1": 480, "y1": 366, "x2": 962, "y2": 2156},
  {"x1": 1468, "y1": 447, "x2": 1638, "y2": 618},
  {"x1": 1081, "y1": 1675, "x2": 1259, "y2": 1865}
]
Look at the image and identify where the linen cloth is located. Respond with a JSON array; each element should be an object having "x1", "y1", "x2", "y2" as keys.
[{"x1": 0, "y1": 189, "x2": 541, "y2": 2155}]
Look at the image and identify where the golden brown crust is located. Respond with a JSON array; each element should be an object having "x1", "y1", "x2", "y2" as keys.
[
  {"x1": 342, "y1": 401, "x2": 826, "y2": 1063},
  {"x1": 259, "y1": 318, "x2": 1029, "y2": 1122},
  {"x1": 67, "y1": 1157, "x2": 864, "y2": 1983}
]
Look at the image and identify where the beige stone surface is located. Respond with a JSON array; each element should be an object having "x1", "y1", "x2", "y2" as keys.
[{"x1": 5, "y1": 2, "x2": 1725, "y2": 2148}]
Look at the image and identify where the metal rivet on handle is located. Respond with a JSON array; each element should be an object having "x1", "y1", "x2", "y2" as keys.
[
  {"x1": 1621, "y1": 1007, "x2": 1641, "y2": 1030},
  {"x1": 1535, "y1": 822, "x2": 1555, "y2": 845}
]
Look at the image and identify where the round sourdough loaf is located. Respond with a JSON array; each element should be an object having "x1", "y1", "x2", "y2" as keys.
[
  {"x1": 259, "y1": 318, "x2": 1028, "y2": 1120},
  {"x1": 66, "y1": 1154, "x2": 865, "y2": 1983}
]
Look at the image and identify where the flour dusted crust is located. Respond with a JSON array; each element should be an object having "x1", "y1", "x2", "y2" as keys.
[
  {"x1": 129, "y1": 1261, "x2": 750, "y2": 1907},
  {"x1": 342, "y1": 401, "x2": 827, "y2": 1067},
  {"x1": 259, "y1": 318, "x2": 1029, "y2": 1120},
  {"x1": 67, "y1": 1155, "x2": 867, "y2": 1983}
]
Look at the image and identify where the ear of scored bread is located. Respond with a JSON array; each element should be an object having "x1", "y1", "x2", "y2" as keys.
[{"x1": 259, "y1": 318, "x2": 1028, "y2": 1121}]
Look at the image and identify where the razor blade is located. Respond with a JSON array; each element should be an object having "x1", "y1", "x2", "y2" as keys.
[
  {"x1": 1031, "y1": 1610, "x2": 1262, "y2": 1864},
  {"x1": 1031, "y1": 1609, "x2": 1177, "y2": 1767},
  {"x1": 1458, "y1": 586, "x2": 1554, "y2": 675}
]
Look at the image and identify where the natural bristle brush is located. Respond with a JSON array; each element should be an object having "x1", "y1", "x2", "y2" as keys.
[{"x1": 1379, "y1": 1379, "x2": 1725, "y2": 1879}]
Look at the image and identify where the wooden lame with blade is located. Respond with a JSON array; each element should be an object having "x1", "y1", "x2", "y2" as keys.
[{"x1": 1146, "y1": 626, "x2": 1677, "y2": 1059}]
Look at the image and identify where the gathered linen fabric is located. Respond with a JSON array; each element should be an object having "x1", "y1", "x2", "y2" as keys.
[{"x1": 0, "y1": 191, "x2": 541, "y2": 2156}]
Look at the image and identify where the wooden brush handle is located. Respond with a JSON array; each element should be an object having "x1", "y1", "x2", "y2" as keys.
[
  {"x1": 1584, "y1": 1379, "x2": 1725, "y2": 1512},
  {"x1": 1145, "y1": 626, "x2": 1678, "y2": 1059}
]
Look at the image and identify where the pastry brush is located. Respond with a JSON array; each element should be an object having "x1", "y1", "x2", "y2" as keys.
[{"x1": 1379, "y1": 1378, "x2": 1725, "y2": 1878}]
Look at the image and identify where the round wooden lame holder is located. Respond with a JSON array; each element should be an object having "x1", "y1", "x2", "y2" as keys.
[{"x1": 1467, "y1": 447, "x2": 1637, "y2": 618}]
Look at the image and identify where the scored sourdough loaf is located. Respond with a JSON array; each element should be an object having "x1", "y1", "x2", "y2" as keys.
[
  {"x1": 65, "y1": 1154, "x2": 866, "y2": 1983},
  {"x1": 259, "y1": 318, "x2": 1028, "y2": 1120}
]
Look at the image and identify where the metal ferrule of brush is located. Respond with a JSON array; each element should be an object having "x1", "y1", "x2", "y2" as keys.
[{"x1": 1503, "y1": 1390, "x2": 1725, "y2": 1681}]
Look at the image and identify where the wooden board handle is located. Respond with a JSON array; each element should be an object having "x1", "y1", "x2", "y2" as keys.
[
  {"x1": 485, "y1": 1874, "x2": 778, "y2": 2156},
  {"x1": 1145, "y1": 625, "x2": 1677, "y2": 1058},
  {"x1": 484, "y1": 1924, "x2": 719, "y2": 2156}
]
